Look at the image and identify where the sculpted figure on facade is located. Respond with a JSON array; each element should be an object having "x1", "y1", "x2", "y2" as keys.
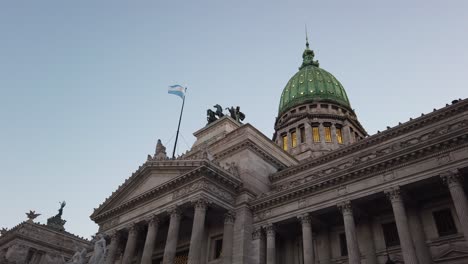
[
  {"x1": 88, "y1": 234, "x2": 106, "y2": 264},
  {"x1": 66, "y1": 248, "x2": 87, "y2": 264},
  {"x1": 154, "y1": 139, "x2": 167, "y2": 160}
]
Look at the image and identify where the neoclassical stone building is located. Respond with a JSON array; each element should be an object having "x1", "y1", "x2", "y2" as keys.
[{"x1": 90, "y1": 40, "x2": 467, "y2": 264}]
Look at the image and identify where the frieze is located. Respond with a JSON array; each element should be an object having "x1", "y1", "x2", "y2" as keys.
[
  {"x1": 271, "y1": 100, "x2": 468, "y2": 181},
  {"x1": 271, "y1": 119, "x2": 468, "y2": 193},
  {"x1": 252, "y1": 131, "x2": 468, "y2": 211},
  {"x1": 172, "y1": 180, "x2": 234, "y2": 203},
  {"x1": 437, "y1": 154, "x2": 452, "y2": 165},
  {"x1": 253, "y1": 210, "x2": 271, "y2": 221}
]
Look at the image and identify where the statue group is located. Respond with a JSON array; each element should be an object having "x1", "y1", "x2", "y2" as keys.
[{"x1": 206, "y1": 104, "x2": 245, "y2": 124}]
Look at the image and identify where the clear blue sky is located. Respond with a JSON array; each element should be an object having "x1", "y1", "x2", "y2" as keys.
[{"x1": 1, "y1": 1, "x2": 467, "y2": 238}]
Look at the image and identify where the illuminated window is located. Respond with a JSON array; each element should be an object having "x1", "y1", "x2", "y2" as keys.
[
  {"x1": 300, "y1": 127, "x2": 305, "y2": 143},
  {"x1": 324, "y1": 126, "x2": 332, "y2": 142},
  {"x1": 336, "y1": 128, "x2": 343, "y2": 144},
  {"x1": 312, "y1": 127, "x2": 320, "y2": 142},
  {"x1": 291, "y1": 131, "x2": 297, "y2": 148},
  {"x1": 282, "y1": 135, "x2": 288, "y2": 151}
]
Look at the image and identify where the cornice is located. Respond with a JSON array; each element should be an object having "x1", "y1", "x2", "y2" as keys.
[
  {"x1": 271, "y1": 98, "x2": 468, "y2": 181},
  {"x1": 213, "y1": 138, "x2": 292, "y2": 169},
  {"x1": 91, "y1": 161, "x2": 242, "y2": 222},
  {"x1": 0, "y1": 221, "x2": 90, "y2": 247},
  {"x1": 90, "y1": 160, "x2": 206, "y2": 218},
  {"x1": 251, "y1": 126, "x2": 468, "y2": 211}
]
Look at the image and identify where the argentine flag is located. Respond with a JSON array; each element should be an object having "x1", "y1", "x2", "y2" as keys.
[{"x1": 168, "y1": 84, "x2": 186, "y2": 99}]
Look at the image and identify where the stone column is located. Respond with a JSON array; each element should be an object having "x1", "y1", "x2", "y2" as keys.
[
  {"x1": 337, "y1": 201, "x2": 361, "y2": 264},
  {"x1": 222, "y1": 212, "x2": 235, "y2": 264},
  {"x1": 385, "y1": 187, "x2": 419, "y2": 264},
  {"x1": 188, "y1": 199, "x2": 208, "y2": 264},
  {"x1": 141, "y1": 216, "x2": 160, "y2": 264},
  {"x1": 317, "y1": 229, "x2": 331, "y2": 264},
  {"x1": 251, "y1": 227, "x2": 263, "y2": 264},
  {"x1": 407, "y1": 206, "x2": 432, "y2": 264},
  {"x1": 298, "y1": 214, "x2": 314, "y2": 264},
  {"x1": 122, "y1": 224, "x2": 138, "y2": 264},
  {"x1": 265, "y1": 224, "x2": 276, "y2": 264},
  {"x1": 106, "y1": 231, "x2": 121, "y2": 264},
  {"x1": 441, "y1": 170, "x2": 468, "y2": 244},
  {"x1": 162, "y1": 208, "x2": 182, "y2": 264},
  {"x1": 359, "y1": 219, "x2": 377, "y2": 264}
]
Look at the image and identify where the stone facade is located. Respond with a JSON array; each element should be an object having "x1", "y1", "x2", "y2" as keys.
[
  {"x1": 89, "y1": 97, "x2": 468, "y2": 264},
  {"x1": 0, "y1": 221, "x2": 91, "y2": 264}
]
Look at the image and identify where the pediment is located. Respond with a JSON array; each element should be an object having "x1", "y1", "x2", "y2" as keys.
[
  {"x1": 434, "y1": 246, "x2": 468, "y2": 262},
  {"x1": 92, "y1": 162, "x2": 200, "y2": 218}
]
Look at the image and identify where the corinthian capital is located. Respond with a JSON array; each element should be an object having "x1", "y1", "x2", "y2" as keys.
[
  {"x1": 224, "y1": 211, "x2": 236, "y2": 224},
  {"x1": 193, "y1": 198, "x2": 209, "y2": 210},
  {"x1": 337, "y1": 201, "x2": 353, "y2": 215},
  {"x1": 252, "y1": 227, "x2": 262, "y2": 240},
  {"x1": 297, "y1": 214, "x2": 312, "y2": 225},
  {"x1": 264, "y1": 223, "x2": 276, "y2": 237},
  {"x1": 146, "y1": 215, "x2": 160, "y2": 227},
  {"x1": 440, "y1": 169, "x2": 462, "y2": 186},
  {"x1": 384, "y1": 186, "x2": 402, "y2": 202}
]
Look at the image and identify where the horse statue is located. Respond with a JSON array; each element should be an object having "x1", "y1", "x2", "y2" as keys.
[
  {"x1": 207, "y1": 109, "x2": 217, "y2": 124},
  {"x1": 226, "y1": 106, "x2": 245, "y2": 123},
  {"x1": 213, "y1": 104, "x2": 224, "y2": 118}
]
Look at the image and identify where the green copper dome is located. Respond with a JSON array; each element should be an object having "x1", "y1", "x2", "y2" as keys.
[{"x1": 278, "y1": 41, "x2": 351, "y2": 115}]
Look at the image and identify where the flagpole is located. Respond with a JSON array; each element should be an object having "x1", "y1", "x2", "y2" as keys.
[{"x1": 172, "y1": 88, "x2": 187, "y2": 159}]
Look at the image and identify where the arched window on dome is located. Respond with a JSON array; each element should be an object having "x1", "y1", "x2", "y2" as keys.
[
  {"x1": 336, "y1": 125, "x2": 343, "y2": 144},
  {"x1": 324, "y1": 124, "x2": 332, "y2": 143},
  {"x1": 291, "y1": 130, "x2": 297, "y2": 148}
]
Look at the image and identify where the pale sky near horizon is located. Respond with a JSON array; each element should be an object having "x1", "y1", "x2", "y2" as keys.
[{"x1": 1, "y1": 1, "x2": 467, "y2": 238}]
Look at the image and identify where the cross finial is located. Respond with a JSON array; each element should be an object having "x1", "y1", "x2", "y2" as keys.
[{"x1": 305, "y1": 24, "x2": 309, "y2": 49}]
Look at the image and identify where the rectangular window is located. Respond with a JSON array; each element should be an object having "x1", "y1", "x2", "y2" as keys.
[
  {"x1": 282, "y1": 135, "x2": 288, "y2": 151},
  {"x1": 382, "y1": 222, "x2": 400, "y2": 247},
  {"x1": 336, "y1": 128, "x2": 343, "y2": 144},
  {"x1": 312, "y1": 127, "x2": 320, "y2": 142},
  {"x1": 291, "y1": 131, "x2": 297, "y2": 148},
  {"x1": 433, "y1": 209, "x2": 457, "y2": 237},
  {"x1": 300, "y1": 127, "x2": 305, "y2": 143},
  {"x1": 339, "y1": 233, "x2": 348, "y2": 256},
  {"x1": 214, "y1": 238, "x2": 223, "y2": 259},
  {"x1": 324, "y1": 126, "x2": 332, "y2": 142}
]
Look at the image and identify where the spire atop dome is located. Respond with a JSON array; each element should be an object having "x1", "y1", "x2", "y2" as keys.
[{"x1": 300, "y1": 31, "x2": 319, "y2": 69}]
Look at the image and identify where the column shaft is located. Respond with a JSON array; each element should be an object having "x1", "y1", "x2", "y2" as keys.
[
  {"x1": 360, "y1": 219, "x2": 377, "y2": 264},
  {"x1": 442, "y1": 171, "x2": 468, "y2": 243},
  {"x1": 265, "y1": 224, "x2": 276, "y2": 264},
  {"x1": 188, "y1": 200, "x2": 208, "y2": 264},
  {"x1": 251, "y1": 227, "x2": 262, "y2": 264},
  {"x1": 222, "y1": 212, "x2": 235, "y2": 264},
  {"x1": 298, "y1": 214, "x2": 314, "y2": 264},
  {"x1": 105, "y1": 231, "x2": 121, "y2": 264},
  {"x1": 141, "y1": 217, "x2": 159, "y2": 264},
  {"x1": 385, "y1": 187, "x2": 419, "y2": 264},
  {"x1": 338, "y1": 201, "x2": 361, "y2": 264},
  {"x1": 122, "y1": 225, "x2": 138, "y2": 264},
  {"x1": 408, "y1": 207, "x2": 432, "y2": 264},
  {"x1": 162, "y1": 208, "x2": 182, "y2": 264}
]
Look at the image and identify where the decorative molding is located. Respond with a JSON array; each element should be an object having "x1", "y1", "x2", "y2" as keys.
[
  {"x1": 251, "y1": 122, "x2": 468, "y2": 211},
  {"x1": 252, "y1": 227, "x2": 262, "y2": 240},
  {"x1": 384, "y1": 186, "x2": 402, "y2": 202},
  {"x1": 271, "y1": 103, "x2": 468, "y2": 182},
  {"x1": 437, "y1": 153, "x2": 452, "y2": 165},
  {"x1": 440, "y1": 169, "x2": 462, "y2": 186},
  {"x1": 92, "y1": 163, "x2": 241, "y2": 222},
  {"x1": 337, "y1": 201, "x2": 353, "y2": 215},
  {"x1": 297, "y1": 214, "x2": 311, "y2": 225},
  {"x1": 193, "y1": 198, "x2": 209, "y2": 210},
  {"x1": 224, "y1": 211, "x2": 236, "y2": 224},
  {"x1": 264, "y1": 224, "x2": 275, "y2": 237}
]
